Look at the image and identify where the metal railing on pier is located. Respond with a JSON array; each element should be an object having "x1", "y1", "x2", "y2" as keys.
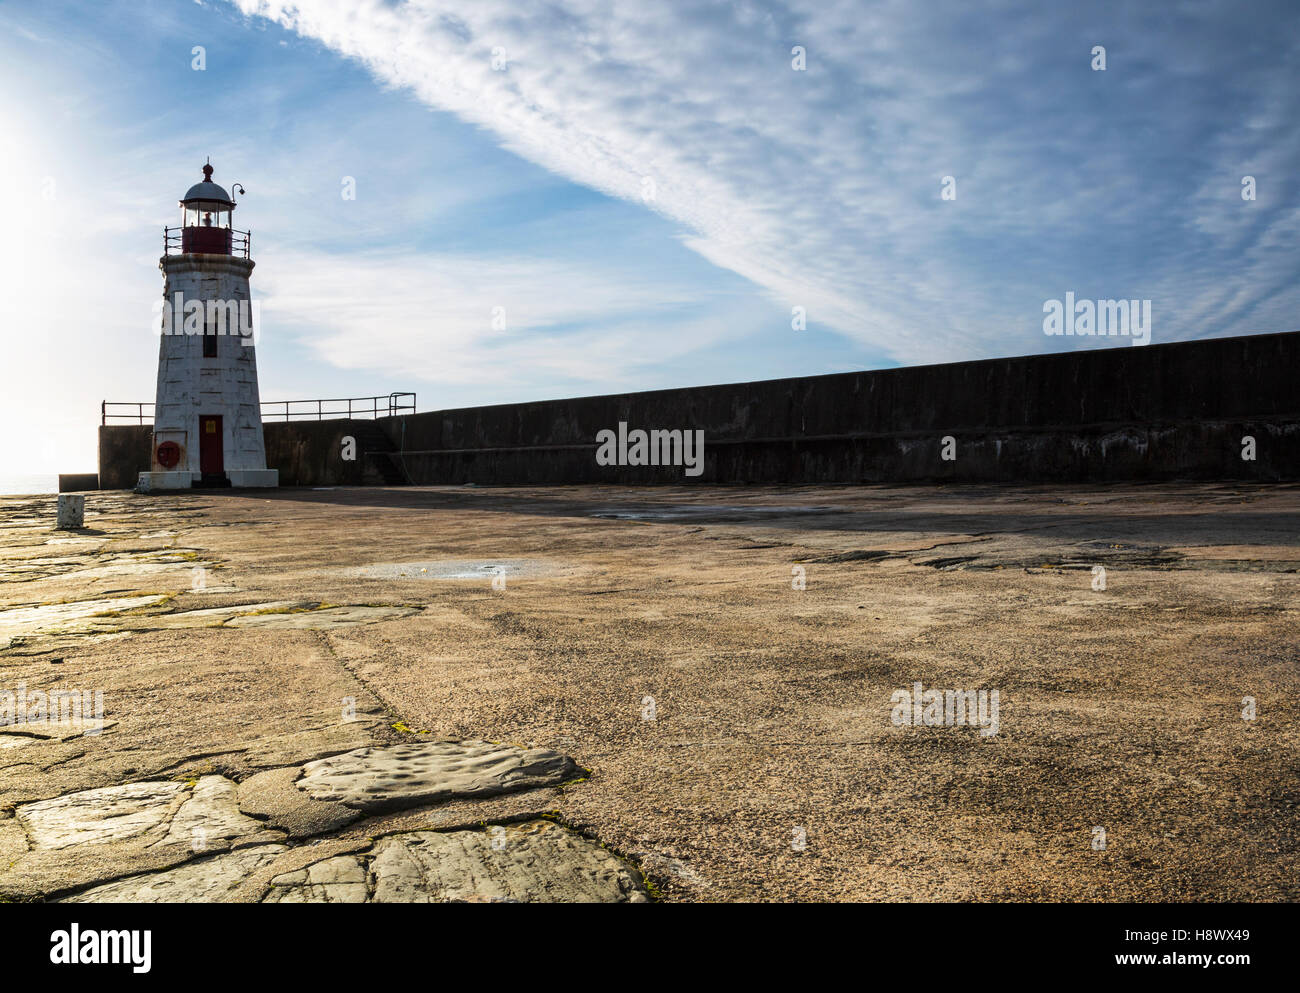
[{"x1": 101, "y1": 393, "x2": 416, "y2": 425}]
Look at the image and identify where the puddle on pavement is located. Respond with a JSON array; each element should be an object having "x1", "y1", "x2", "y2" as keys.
[{"x1": 342, "y1": 560, "x2": 561, "y2": 580}]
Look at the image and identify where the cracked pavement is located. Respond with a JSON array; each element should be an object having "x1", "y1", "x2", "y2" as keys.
[{"x1": 1, "y1": 482, "x2": 1297, "y2": 901}]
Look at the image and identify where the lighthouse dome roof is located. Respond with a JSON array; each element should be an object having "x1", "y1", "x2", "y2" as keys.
[
  {"x1": 182, "y1": 180, "x2": 233, "y2": 204},
  {"x1": 180, "y1": 163, "x2": 235, "y2": 205}
]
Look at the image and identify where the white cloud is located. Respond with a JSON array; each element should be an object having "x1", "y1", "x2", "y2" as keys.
[
  {"x1": 258, "y1": 249, "x2": 749, "y2": 388},
  {"x1": 232, "y1": 0, "x2": 1300, "y2": 364},
  {"x1": 229, "y1": 0, "x2": 989, "y2": 361}
]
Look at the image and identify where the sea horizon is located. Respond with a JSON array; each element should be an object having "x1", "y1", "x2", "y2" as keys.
[{"x1": 0, "y1": 474, "x2": 60, "y2": 497}]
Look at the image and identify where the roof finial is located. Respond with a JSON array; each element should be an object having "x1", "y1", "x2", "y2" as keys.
[{"x1": 202, "y1": 159, "x2": 213, "y2": 182}]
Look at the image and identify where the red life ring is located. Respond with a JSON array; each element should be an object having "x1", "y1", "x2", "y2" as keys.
[{"x1": 156, "y1": 441, "x2": 181, "y2": 469}]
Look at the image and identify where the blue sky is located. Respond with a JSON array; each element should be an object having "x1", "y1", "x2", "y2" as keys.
[{"x1": 2, "y1": 0, "x2": 1297, "y2": 473}]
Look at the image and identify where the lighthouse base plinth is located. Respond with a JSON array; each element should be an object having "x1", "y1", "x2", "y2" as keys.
[
  {"x1": 134, "y1": 469, "x2": 279, "y2": 492},
  {"x1": 135, "y1": 471, "x2": 193, "y2": 493},
  {"x1": 226, "y1": 469, "x2": 279, "y2": 488}
]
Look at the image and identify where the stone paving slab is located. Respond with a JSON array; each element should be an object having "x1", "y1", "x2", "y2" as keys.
[
  {"x1": 7, "y1": 738, "x2": 588, "y2": 902},
  {"x1": 159, "y1": 775, "x2": 268, "y2": 849},
  {"x1": 16, "y1": 775, "x2": 274, "y2": 852},
  {"x1": 296, "y1": 740, "x2": 582, "y2": 813},
  {"x1": 60, "y1": 844, "x2": 289, "y2": 903},
  {"x1": 262, "y1": 854, "x2": 371, "y2": 903},
  {"x1": 1, "y1": 597, "x2": 423, "y2": 654},
  {"x1": 266, "y1": 821, "x2": 647, "y2": 903},
  {"x1": 0, "y1": 596, "x2": 171, "y2": 639},
  {"x1": 18, "y1": 781, "x2": 189, "y2": 851}
]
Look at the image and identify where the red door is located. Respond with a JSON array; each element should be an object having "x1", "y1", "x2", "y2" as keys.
[{"x1": 199, "y1": 415, "x2": 224, "y2": 475}]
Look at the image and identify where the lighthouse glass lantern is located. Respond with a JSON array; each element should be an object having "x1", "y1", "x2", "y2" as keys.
[
  {"x1": 180, "y1": 162, "x2": 235, "y2": 254},
  {"x1": 137, "y1": 162, "x2": 277, "y2": 491}
]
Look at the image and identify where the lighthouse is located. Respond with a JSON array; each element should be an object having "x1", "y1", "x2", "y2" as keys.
[{"x1": 138, "y1": 163, "x2": 277, "y2": 490}]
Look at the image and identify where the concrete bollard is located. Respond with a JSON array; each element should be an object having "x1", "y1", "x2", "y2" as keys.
[{"x1": 56, "y1": 494, "x2": 85, "y2": 530}]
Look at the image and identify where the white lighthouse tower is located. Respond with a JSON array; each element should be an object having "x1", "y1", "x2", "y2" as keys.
[{"x1": 138, "y1": 162, "x2": 277, "y2": 491}]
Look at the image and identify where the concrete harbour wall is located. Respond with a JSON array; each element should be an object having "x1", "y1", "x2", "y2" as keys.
[{"x1": 99, "y1": 331, "x2": 1300, "y2": 487}]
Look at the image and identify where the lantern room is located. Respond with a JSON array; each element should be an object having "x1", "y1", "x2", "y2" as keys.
[{"x1": 166, "y1": 162, "x2": 250, "y2": 257}]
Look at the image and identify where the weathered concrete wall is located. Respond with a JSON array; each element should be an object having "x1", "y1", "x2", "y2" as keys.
[
  {"x1": 58, "y1": 474, "x2": 99, "y2": 493},
  {"x1": 98, "y1": 425, "x2": 153, "y2": 490},
  {"x1": 99, "y1": 331, "x2": 1300, "y2": 488},
  {"x1": 262, "y1": 420, "x2": 369, "y2": 487},
  {"x1": 386, "y1": 331, "x2": 1300, "y2": 484}
]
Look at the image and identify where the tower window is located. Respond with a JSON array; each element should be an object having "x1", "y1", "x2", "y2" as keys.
[{"x1": 203, "y1": 329, "x2": 218, "y2": 358}]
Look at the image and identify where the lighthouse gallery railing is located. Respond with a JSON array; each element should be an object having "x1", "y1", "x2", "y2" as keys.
[
  {"x1": 102, "y1": 393, "x2": 416, "y2": 425},
  {"x1": 163, "y1": 226, "x2": 252, "y2": 259}
]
